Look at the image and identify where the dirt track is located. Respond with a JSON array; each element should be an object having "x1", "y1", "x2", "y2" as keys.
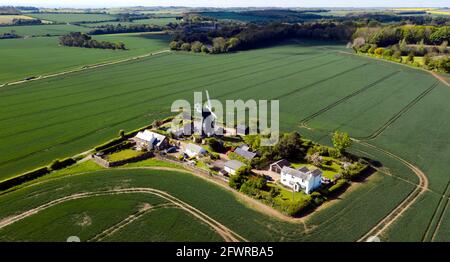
[
  {"x1": 0, "y1": 188, "x2": 248, "y2": 242},
  {"x1": 354, "y1": 140, "x2": 429, "y2": 242}
]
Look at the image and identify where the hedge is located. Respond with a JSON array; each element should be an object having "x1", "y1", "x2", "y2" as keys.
[
  {"x1": 49, "y1": 157, "x2": 76, "y2": 171},
  {"x1": 0, "y1": 166, "x2": 50, "y2": 191}
]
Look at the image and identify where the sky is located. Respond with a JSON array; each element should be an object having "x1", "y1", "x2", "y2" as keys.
[{"x1": 0, "y1": 1, "x2": 448, "y2": 8}]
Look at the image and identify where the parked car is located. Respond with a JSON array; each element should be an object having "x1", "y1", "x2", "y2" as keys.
[{"x1": 165, "y1": 146, "x2": 177, "y2": 154}]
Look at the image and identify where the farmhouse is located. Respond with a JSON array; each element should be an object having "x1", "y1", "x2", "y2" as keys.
[
  {"x1": 234, "y1": 145, "x2": 257, "y2": 161},
  {"x1": 269, "y1": 159, "x2": 291, "y2": 173},
  {"x1": 224, "y1": 160, "x2": 246, "y2": 175},
  {"x1": 184, "y1": 143, "x2": 207, "y2": 158},
  {"x1": 280, "y1": 166, "x2": 322, "y2": 194},
  {"x1": 132, "y1": 130, "x2": 169, "y2": 151}
]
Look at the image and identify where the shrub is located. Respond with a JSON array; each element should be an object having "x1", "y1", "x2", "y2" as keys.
[
  {"x1": 169, "y1": 41, "x2": 180, "y2": 50},
  {"x1": 383, "y1": 48, "x2": 394, "y2": 58},
  {"x1": 191, "y1": 41, "x2": 203, "y2": 52},
  {"x1": 374, "y1": 47, "x2": 385, "y2": 56},
  {"x1": 205, "y1": 137, "x2": 225, "y2": 152},
  {"x1": 328, "y1": 179, "x2": 349, "y2": 194},
  {"x1": 201, "y1": 45, "x2": 209, "y2": 53}
]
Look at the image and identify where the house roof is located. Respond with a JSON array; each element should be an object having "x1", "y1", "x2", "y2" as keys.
[
  {"x1": 135, "y1": 130, "x2": 166, "y2": 147},
  {"x1": 234, "y1": 147, "x2": 257, "y2": 160},
  {"x1": 310, "y1": 169, "x2": 323, "y2": 177},
  {"x1": 224, "y1": 160, "x2": 246, "y2": 171},
  {"x1": 270, "y1": 159, "x2": 290, "y2": 169},
  {"x1": 282, "y1": 166, "x2": 310, "y2": 181},
  {"x1": 185, "y1": 143, "x2": 205, "y2": 154},
  {"x1": 298, "y1": 166, "x2": 310, "y2": 173}
]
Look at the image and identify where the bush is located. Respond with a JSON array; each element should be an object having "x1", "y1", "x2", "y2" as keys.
[
  {"x1": 374, "y1": 47, "x2": 385, "y2": 56},
  {"x1": 328, "y1": 179, "x2": 349, "y2": 194},
  {"x1": 209, "y1": 152, "x2": 220, "y2": 160},
  {"x1": 201, "y1": 45, "x2": 209, "y2": 53},
  {"x1": 169, "y1": 41, "x2": 180, "y2": 50},
  {"x1": 383, "y1": 48, "x2": 394, "y2": 58},
  {"x1": 191, "y1": 41, "x2": 203, "y2": 52},
  {"x1": 205, "y1": 137, "x2": 225, "y2": 153}
]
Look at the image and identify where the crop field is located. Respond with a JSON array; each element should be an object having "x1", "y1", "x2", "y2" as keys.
[
  {"x1": 0, "y1": 24, "x2": 89, "y2": 36},
  {"x1": 84, "y1": 17, "x2": 178, "y2": 27},
  {"x1": 0, "y1": 15, "x2": 35, "y2": 24},
  {"x1": 0, "y1": 40, "x2": 449, "y2": 241},
  {"x1": 0, "y1": 167, "x2": 414, "y2": 241},
  {"x1": 28, "y1": 13, "x2": 117, "y2": 23},
  {"x1": 0, "y1": 33, "x2": 170, "y2": 84}
]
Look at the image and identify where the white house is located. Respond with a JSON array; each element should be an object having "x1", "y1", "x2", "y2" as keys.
[
  {"x1": 224, "y1": 160, "x2": 246, "y2": 175},
  {"x1": 280, "y1": 166, "x2": 322, "y2": 194},
  {"x1": 133, "y1": 130, "x2": 169, "y2": 151},
  {"x1": 184, "y1": 143, "x2": 207, "y2": 158}
]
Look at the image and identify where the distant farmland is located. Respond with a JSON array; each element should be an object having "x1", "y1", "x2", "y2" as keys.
[
  {"x1": 0, "y1": 33, "x2": 170, "y2": 84},
  {"x1": 28, "y1": 13, "x2": 117, "y2": 23},
  {"x1": 0, "y1": 41, "x2": 449, "y2": 241}
]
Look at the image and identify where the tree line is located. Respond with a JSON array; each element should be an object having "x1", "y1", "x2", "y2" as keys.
[
  {"x1": 170, "y1": 21, "x2": 355, "y2": 54},
  {"x1": 0, "y1": 31, "x2": 20, "y2": 39},
  {"x1": 59, "y1": 32, "x2": 126, "y2": 50},
  {"x1": 88, "y1": 24, "x2": 163, "y2": 35}
]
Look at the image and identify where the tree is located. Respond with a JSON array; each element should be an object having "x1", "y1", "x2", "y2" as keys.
[
  {"x1": 201, "y1": 45, "x2": 209, "y2": 53},
  {"x1": 169, "y1": 41, "x2": 179, "y2": 50},
  {"x1": 383, "y1": 48, "x2": 394, "y2": 58},
  {"x1": 393, "y1": 50, "x2": 402, "y2": 61},
  {"x1": 439, "y1": 40, "x2": 448, "y2": 54},
  {"x1": 273, "y1": 132, "x2": 304, "y2": 160},
  {"x1": 212, "y1": 37, "x2": 227, "y2": 53},
  {"x1": 407, "y1": 51, "x2": 415, "y2": 63},
  {"x1": 374, "y1": 47, "x2": 384, "y2": 56},
  {"x1": 332, "y1": 131, "x2": 352, "y2": 157},
  {"x1": 423, "y1": 53, "x2": 432, "y2": 66},
  {"x1": 180, "y1": 42, "x2": 191, "y2": 51},
  {"x1": 190, "y1": 41, "x2": 203, "y2": 52},
  {"x1": 305, "y1": 152, "x2": 323, "y2": 167},
  {"x1": 399, "y1": 38, "x2": 407, "y2": 54},
  {"x1": 119, "y1": 129, "x2": 125, "y2": 138},
  {"x1": 228, "y1": 165, "x2": 251, "y2": 190},
  {"x1": 227, "y1": 37, "x2": 240, "y2": 51}
]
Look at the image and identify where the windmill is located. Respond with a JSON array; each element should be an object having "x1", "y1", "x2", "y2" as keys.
[{"x1": 202, "y1": 90, "x2": 217, "y2": 137}]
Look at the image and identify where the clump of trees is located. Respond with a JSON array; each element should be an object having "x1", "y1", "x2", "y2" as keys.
[
  {"x1": 11, "y1": 18, "x2": 42, "y2": 25},
  {"x1": 89, "y1": 24, "x2": 163, "y2": 35},
  {"x1": 59, "y1": 32, "x2": 126, "y2": 50},
  {"x1": 0, "y1": 31, "x2": 20, "y2": 39}
]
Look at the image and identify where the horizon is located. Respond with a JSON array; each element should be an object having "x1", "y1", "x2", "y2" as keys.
[{"x1": 0, "y1": 0, "x2": 448, "y2": 9}]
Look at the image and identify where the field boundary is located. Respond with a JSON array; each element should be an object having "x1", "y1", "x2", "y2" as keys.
[{"x1": 337, "y1": 50, "x2": 450, "y2": 87}]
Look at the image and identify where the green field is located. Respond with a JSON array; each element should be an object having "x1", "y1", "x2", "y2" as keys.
[
  {"x1": 84, "y1": 17, "x2": 178, "y2": 27},
  {"x1": 0, "y1": 24, "x2": 89, "y2": 36},
  {"x1": 0, "y1": 33, "x2": 170, "y2": 84},
  {"x1": 28, "y1": 13, "x2": 117, "y2": 23},
  {"x1": 0, "y1": 167, "x2": 413, "y2": 241},
  {"x1": 0, "y1": 39, "x2": 449, "y2": 241}
]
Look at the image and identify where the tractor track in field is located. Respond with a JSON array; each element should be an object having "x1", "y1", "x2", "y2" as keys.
[
  {"x1": 299, "y1": 70, "x2": 401, "y2": 126},
  {"x1": 354, "y1": 140, "x2": 429, "y2": 242},
  {"x1": 273, "y1": 63, "x2": 370, "y2": 100},
  {"x1": 356, "y1": 81, "x2": 439, "y2": 141},
  {"x1": 0, "y1": 188, "x2": 248, "y2": 242},
  {"x1": 0, "y1": 50, "x2": 172, "y2": 89},
  {"x1": 88, "y1": 203, "x2": 176, "y2": 242},
  {"x1": 423, "y1": 181, "x2": 450, "y2": 242}
]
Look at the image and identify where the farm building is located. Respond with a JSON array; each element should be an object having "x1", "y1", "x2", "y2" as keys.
[
  {"x1": 224, "y1": 160, "x2": 246, "y2": 175},
  {"x1": 280, "y1": 166, "x2": 322, "y2": 194},
  {"x1": 184, "y1": 143, "x2": 207, "y2": 158},
  {"x1": 234, "y1": 145, "x2": 257, "y2": 161},
  {"x1": 269, "y1": 159, "x2": 291, "y2": 173},
  {"x1": 132, "y1": 130, "x2": 169, "y2": 151}
]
